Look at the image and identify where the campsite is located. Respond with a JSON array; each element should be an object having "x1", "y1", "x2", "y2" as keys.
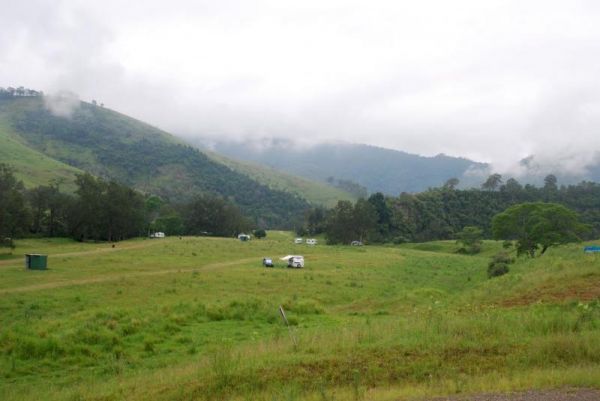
[{"x1": 1, "y1": 232, "x2": 599, "y2": 401}]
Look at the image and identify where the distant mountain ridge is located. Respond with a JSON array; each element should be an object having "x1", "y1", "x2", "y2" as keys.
[{"x1": 203, "y1": 138, "x2": 487, "y2": 195}]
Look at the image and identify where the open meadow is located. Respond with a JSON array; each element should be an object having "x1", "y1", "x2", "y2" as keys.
[{"x1": 0, "y1": 232, "x2": 599, "y2": 401}]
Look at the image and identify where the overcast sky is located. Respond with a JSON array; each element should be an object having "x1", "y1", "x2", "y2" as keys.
[{"x1": 3, "y1": 0, "x2": 600, "y2": 174}]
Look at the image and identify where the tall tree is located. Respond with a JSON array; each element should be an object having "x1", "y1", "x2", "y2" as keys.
[
  {"x1": 353, "y1": 198, "x2": 378, "y2": 242},
  {"x1": 325, "y1": 200, "x2": 356, "y2": 244},
  {"x1": 482, "y1": 174, "x2": 503, "y2": 191},
  {"x1": 368, "y1": 192, "x2": 391, "y2": 240},
  {"x1": 0, "y1": 164, "x2": 29, "y2": 240},
  {"x1": 443, "y1": 177, "x2": 460, "y2": 190},
  {"x1": 492, "y1": 202, "x2": 588, "y2": 257},
  {"x1": 184, "y1": 195, "x2": 251, "y2": 237}
]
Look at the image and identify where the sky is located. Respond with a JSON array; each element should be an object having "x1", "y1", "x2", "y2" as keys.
[{"x1": 2, "y1": 0, "x2": 600, "y2": 174}]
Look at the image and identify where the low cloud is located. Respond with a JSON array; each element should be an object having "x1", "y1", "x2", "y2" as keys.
[
  {"x1": 2, "y1": 0, "x2": 600, "y2": 177},
  {"x1": 43, "y1": 91, "x2": 80, "y2": 118}
]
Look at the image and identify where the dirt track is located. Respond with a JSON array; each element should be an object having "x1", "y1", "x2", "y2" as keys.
[
  {"x1": 0, "y1": 257, "x2": 257, "y2": 295},
  {"x1": 430, "y1": 389, "x2": 600, "y2": 401},
  {"x1": 0, "y1": 241, "x2": 160, "y2": 267}
]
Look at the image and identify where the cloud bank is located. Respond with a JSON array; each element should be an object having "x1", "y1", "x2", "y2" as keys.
[{"x1": 2, "y1": 0, "x2": 600, "y2": 176}]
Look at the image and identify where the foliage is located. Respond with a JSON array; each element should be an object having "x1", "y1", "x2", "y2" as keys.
[
  {"x1": 305, "y1": 177, "x2": 600, "y2": 245},
  {"x1": 183, "y1": 194, "x2": 252, "y2": 237},
  {"x1": 487, "y1": 251, "x2": 514, "y2": 278},
  {"x1": 456, "y1": 226, "x2": 483, "y2": 254},
  {"x1": 303, "y1": 207, "x2": 328, "y2": 236},
  {"x1": 482, "y1": 173, "x2": 503, "y2": 191},
  {"x1": 0, "y1": 163, "x2": 30, "y2": 239},
  {"x1": 492, "y1": 202, "x2": 588, "y2": 257},
  {"x1": 69, "y1": 173, "x2": 146, "y2": 241},
  {"x1": 325, "y1": 200, "x2": 377, "y2": 244},
  {"x1": 253, "y1": 229, "x2": 266, "y2": 239}
]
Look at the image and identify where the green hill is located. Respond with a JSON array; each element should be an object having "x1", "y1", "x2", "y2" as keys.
[
  {"x1": 0, "y1": 115, "x2": 82, "y2": 192},
  {"x1": 208, "y1": 138, "x2": 488, "y2": 195},
  {"x1": 203, "y1": 150, "x2": 356, "y2": 207},
  {"x1": 0, "y1": 96, "x2": 315, "y2": 227}
]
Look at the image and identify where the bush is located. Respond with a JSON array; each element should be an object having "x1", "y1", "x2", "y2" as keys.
[
  {"x1": 487, "y1": 251, "x2": 514, "y2": 278},
  {"x1": 253, "y1": 229, "x2": 266, "y2": 239}
]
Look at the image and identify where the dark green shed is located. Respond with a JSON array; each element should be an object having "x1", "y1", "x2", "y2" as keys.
[{"x1": 25, "y1": 254, "x2": 48, "y2": 270}]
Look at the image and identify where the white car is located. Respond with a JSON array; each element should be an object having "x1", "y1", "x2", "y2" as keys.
[{"x1": 294, "y1": 238, "x2": 303, "y2": 244}]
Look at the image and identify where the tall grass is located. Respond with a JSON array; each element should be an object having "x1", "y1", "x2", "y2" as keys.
[{"x1": 0, "y1": 235, "x2": 598, "y2": 400}]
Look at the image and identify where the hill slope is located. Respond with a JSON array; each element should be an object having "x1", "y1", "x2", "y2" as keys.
[
  {"x1": 0, "y1": 116, "x2": 82, "y2": 192},
  {"x1": 0, "y1": 97, "x2": 312, "y2": 227},
  {"x1": 207, "y1": 138, "x2": 487, "y2": 195},
  {"x1": 203, "y1": 150, "x2": 356, "y2": 207}
]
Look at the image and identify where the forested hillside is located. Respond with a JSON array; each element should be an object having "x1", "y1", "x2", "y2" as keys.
[
  {"x1": 0, "y1": 96, "x2": 310, "y2": 227},
  {"x1": 206, "y1": 139, "x2": 486, "y2": 195}
]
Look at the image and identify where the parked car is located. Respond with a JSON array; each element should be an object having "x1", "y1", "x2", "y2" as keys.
[
  {"x1": 262, "y1": 258, "x2": 274, "y2": 267},
  {"x1": 351, "y1": 240, "x2": 363, "y2": 246},
  {"x1": 306, "y1": 238, "x2": 317, "y2": 245},
  {"x1": 294, "y1": 238, "x2": 303, "y2": 244}
]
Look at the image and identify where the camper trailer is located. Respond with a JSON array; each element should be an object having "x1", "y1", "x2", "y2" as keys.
[{"x1": 280, "y1": 255, "x2": 304, "y2": 268}]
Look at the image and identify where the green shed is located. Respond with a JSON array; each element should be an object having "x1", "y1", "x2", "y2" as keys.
[{"x1": 25, "y1": 254, "x2": 48, "y2": 270}]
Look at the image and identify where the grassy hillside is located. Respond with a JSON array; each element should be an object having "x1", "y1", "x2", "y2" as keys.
[
  {"x1": 0, "y1": 118, "x2": 82, "y2": 192},
  {"x1": 205, "y1": 150, "x2": 356, "y2": 207},
  {"x1": 0, "y1": 97, "x2": 311, "y2": 227},
  {"x1": 0, "y1": 235, "x2": 598, "y2": 400}
]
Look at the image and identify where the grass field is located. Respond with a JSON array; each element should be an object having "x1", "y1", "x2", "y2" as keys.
[{"x1": 0, "y1": 233, "x2": 599, "y2": 401}]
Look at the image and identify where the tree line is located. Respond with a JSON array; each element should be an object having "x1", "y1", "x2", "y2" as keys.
[
  {"x1": 0, "y1": 164, "x2": 253, "y2": 244},
  {"x1": 300, "y1": 174, "x2": 600, "y2": 245},
  {"x1": 0, "y1": 87, "x2": 43, "y2": 98}
]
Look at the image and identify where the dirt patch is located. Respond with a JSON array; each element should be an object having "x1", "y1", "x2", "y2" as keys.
[
  {"x1": 429, "y1": 388, "x2": 600, "y2": 401},
  {"x1": 501, "y1": 277, "x2": 600, "y2": 307}
]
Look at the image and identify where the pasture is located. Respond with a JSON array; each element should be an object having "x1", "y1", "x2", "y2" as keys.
[{"x1": 0, "y1": 232, "x2": 599, "y2": 400}]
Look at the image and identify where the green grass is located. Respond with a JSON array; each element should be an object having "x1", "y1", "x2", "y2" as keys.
[
  {"x1": 0, "y1": 233, "x2": 598, "y2": 401},
  {"x1": 0, "y1": 118, "x2": 81, "y2": 191}
]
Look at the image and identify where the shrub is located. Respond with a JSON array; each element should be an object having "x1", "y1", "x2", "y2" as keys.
[
  {"x1": 253, "y1": 229, "x2": 266, "y2": 239},
  {"x1": 487, "y1": 251, "x2": 514, "y2": 278}
]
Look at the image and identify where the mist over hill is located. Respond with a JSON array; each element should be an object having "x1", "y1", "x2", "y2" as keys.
[
  {"x1": 0, "y1": 95, "x2": 312, "y2": 228},
  {"x1": 196, "y1": 138, "x2": 486, "y2": 195},
  {"x1": 195, "y1": 137, "x2": 600, "y2": 195}
]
